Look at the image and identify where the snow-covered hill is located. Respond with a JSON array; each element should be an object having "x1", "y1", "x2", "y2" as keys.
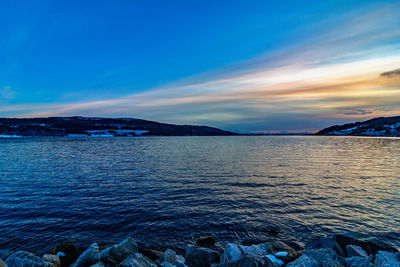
[{"x1": 316, "y1": 116, "x2": 400, "y2": 136}]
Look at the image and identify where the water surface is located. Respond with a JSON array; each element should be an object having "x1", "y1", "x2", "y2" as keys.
[{"x1": 0, "y1": 136, "x2": 399, "y2": 252}]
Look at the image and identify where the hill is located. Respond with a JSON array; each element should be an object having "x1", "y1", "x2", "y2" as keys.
[
  {"x1": 316, "y1": 116, "x2": 400, "y2": 136},
  {"x1": 0, "y1": 116, "x2": 237, "y2": 137}
]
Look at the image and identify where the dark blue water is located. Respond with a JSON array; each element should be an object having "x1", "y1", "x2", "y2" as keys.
[{"x1": 0, "y1": 136, "x2": 399, "y2": 253}]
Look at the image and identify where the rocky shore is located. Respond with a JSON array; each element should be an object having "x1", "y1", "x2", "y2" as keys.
[{"x1": 0, "y1": 232, "x2": 399, "y2": 267}]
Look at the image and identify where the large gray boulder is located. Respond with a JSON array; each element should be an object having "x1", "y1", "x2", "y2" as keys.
[
  {"x1": 161, "y1": 249, "x2": 177, "y2": 263},
  {"x1": 100, "y1": 237, "x2": 138, "y2": 266},
  {"x1": 219, "y1": 243, "x2": 243, "y2": 264},
  {"x1": 219, "y1": 243, "x2": 273, "y2": 265},
  {"x1": 117, "y1": 253, "x2": 156, "y2": 267},
  {"x1": 241, "y1": 256, "x2": 280, "y2": 267},
  {"x1": 159, "y1": 249, "x2": 187, "y2": 267},
  {"x1": 5, "y1": 251, "x2": 52, "y2": 267},
  {"x1": 212, "y1": 255, "x2": 281, "y2": 267},
  {"x1": 286, "y1": 255, "x2": 319, "y2": 267},
  {"x1": 42, "y1": 254, "x2": 61, "y2": 267},
  {"x1": 306, "y1": 237, "x2": 345, "y2": 257},
  {"x1": 374, "y1": 251, "x2": 400, "y2": 267},
  {"x1": 216, "y1": 242, "x2": 287, "y2": 267},
  {"x1": 302, "y1": 248, "x2": 345, "y2": 266},
  {"x1": 176, "y1": 255, "x2": 185, "y2": 264},
  {"x1": 218, "y1": 241, "x2": 297, "y2": 266},
  {"x1": 346, "y1": 245, "x2": 368, "y2": 257},
  {"x1": 71, "y1": 243, "x2": 100, "y2": 267},
  {"x1": 334, "y1": 233, "x2": 398, "y2": 255},
  {"x1": 185, "y1": 245, "x2": 220, "y2": 267}
]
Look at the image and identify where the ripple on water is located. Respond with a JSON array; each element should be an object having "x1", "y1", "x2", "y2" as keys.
[{"x1": 0, "y1": 136, "x2": 399, "y2": 253}]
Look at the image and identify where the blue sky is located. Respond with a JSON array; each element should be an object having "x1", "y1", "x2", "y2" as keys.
[{"x1": 1, "y1": 1, "x2": 400, "y2": 132}]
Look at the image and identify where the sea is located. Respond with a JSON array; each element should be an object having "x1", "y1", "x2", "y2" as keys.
[{"x1": 0, "y1": 136, "x2": 399, "y2": 253}]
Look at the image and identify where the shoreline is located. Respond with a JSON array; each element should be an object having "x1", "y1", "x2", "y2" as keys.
[
  {"x1": 1, "y1": 232, "x2": 399, "y2": 267},
  {"x1": 2, "y1": 135, "x2": 400, "y2": 140}
]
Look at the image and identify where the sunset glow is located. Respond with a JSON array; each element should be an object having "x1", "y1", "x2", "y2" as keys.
[{"x1": 1, "y1": 1, "x2": 399, "y2": 132}]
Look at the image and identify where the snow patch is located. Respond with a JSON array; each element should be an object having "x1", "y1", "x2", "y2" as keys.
[
  {"x1": 0, "y1": 135, "x2": 22, "y2": 138},
  {"x1": 67, "y1": 134, "x2": 88, "y2": 137},
  {"x1": 90, "y1": 134, "x2": 114, "y2": 137}
]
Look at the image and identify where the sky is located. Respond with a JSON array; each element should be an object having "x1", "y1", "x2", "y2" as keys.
[{"x1": 1, "y1": 0, "x2": 400, "y2": 133}]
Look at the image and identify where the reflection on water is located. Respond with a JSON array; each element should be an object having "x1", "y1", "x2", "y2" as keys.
[{"x1": 0, "y1": 136, "x2": 399, "y2": 253}]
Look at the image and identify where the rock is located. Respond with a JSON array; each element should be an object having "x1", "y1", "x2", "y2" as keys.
[
  {"x1": 269, "y1": 242, "x2": 297, "y2": 262},
  {"x1": 346, "y1": 245, "x2": 368, "y2": 257},
  {"x1": 176, "y1": 255, "x2": 185, "y2": 264},
  {"x1": 6, "y1": 251, "x2": 52, "y2": 267},
  {"x1": 215, "y1": 255, "x2": 282, "y2": 267},
  {"x1": 265, "y1": 255, "x2": 284, "y2": 266},
  {"x1": 270, "y1": 241, "x2": 296, "y2": 254},
  {"x1": 138, "y1": 248, "x2": 164, "y2": 261},
  {"x1": 100, "y1": 237, "x2": 138, "y2": 266},
  {"x1": 71, "y1": 243, "x2": 100, "y2": 267},
  {"x1": 161, "y1": 262, "x2": 188, "y2": 267},
  {"x1": 43, "y1": 254, "x2": 61, "y2": 267},
  {"x1": 171, "y1": 261, "x2": 187, "y2": 267},
  {"x1": 374, "y1": 251, "x2": 400, "y2": 267},
  {"x1": 239, "y1": 256, "x2": 280, "y2": 267},
  {"x1": 286, "y1": 255, "x2": 319, "y2": 267},
  {"x1": 90, "y1": 262, "x2": 105, "y2": 267},
  {"x1": 0, "y1": 250, "x2": 12, "y2": 261},
  {"x1": 284, "y1": 241, "x2": 303, "y2": 252},
  {"x1": 185, "y1": 245, "x2": 220, "y2": 267},
  {"x1": 219, "y1": 243, "x2": 243, "y2": 264},
  {"x1": 217, "y1": 242, "x2": 284, "y2": 266},
  {"x1": 239, "y1": 244, "x2": 271, "y2": 258},
  {"x1": 159, "y1": 255, "x2": 187, "y2": 267},
  {"x1": 306, "y1": 237, "x2": 345, "y2": 257},
  {"x1": 219, "y1": 242, "x2": 281, "y2": 265},
  {"x1": 117, "y1": 253, "x2": 156, "y2": 267},
  {"x1": 273, "y1": 251, "x2": 293, "y2": 263},
  {"x1": 345, "y1": 256, "x2": 373, "y2": 267},
  {"x1": 161, "y1": 249, "x2": 176, "y2": 263},
  {"x1": 334, "y1": 233, "x2": 398, "y2": 255},
  {"x1": 302, "y1": 248, "x2": 345, "y2": 266},
  {"x1": 212, "y1": 255, "x2": 280, "y2": 267},
  {"x1": 0, "y1": 258, "x2": 8, "y2": 267},
  {"x1": 52, "y1": 239, "x2": 79, "y2": 267},
  {"x1": 196, "y1": 234, "x2": 216, "y2": 248}
]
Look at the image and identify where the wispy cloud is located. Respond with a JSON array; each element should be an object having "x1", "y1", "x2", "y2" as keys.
[{"x1": 2, "y1": 4, "x2": 400, "y2": 132}]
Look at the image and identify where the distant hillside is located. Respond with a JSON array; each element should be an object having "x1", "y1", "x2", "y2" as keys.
[
  {"x1": 0, "y1": 116, "x2": 237, "y2": 137},
  {"x1": 316, "y1": 116, "x2": 400, "y2": 136}
]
